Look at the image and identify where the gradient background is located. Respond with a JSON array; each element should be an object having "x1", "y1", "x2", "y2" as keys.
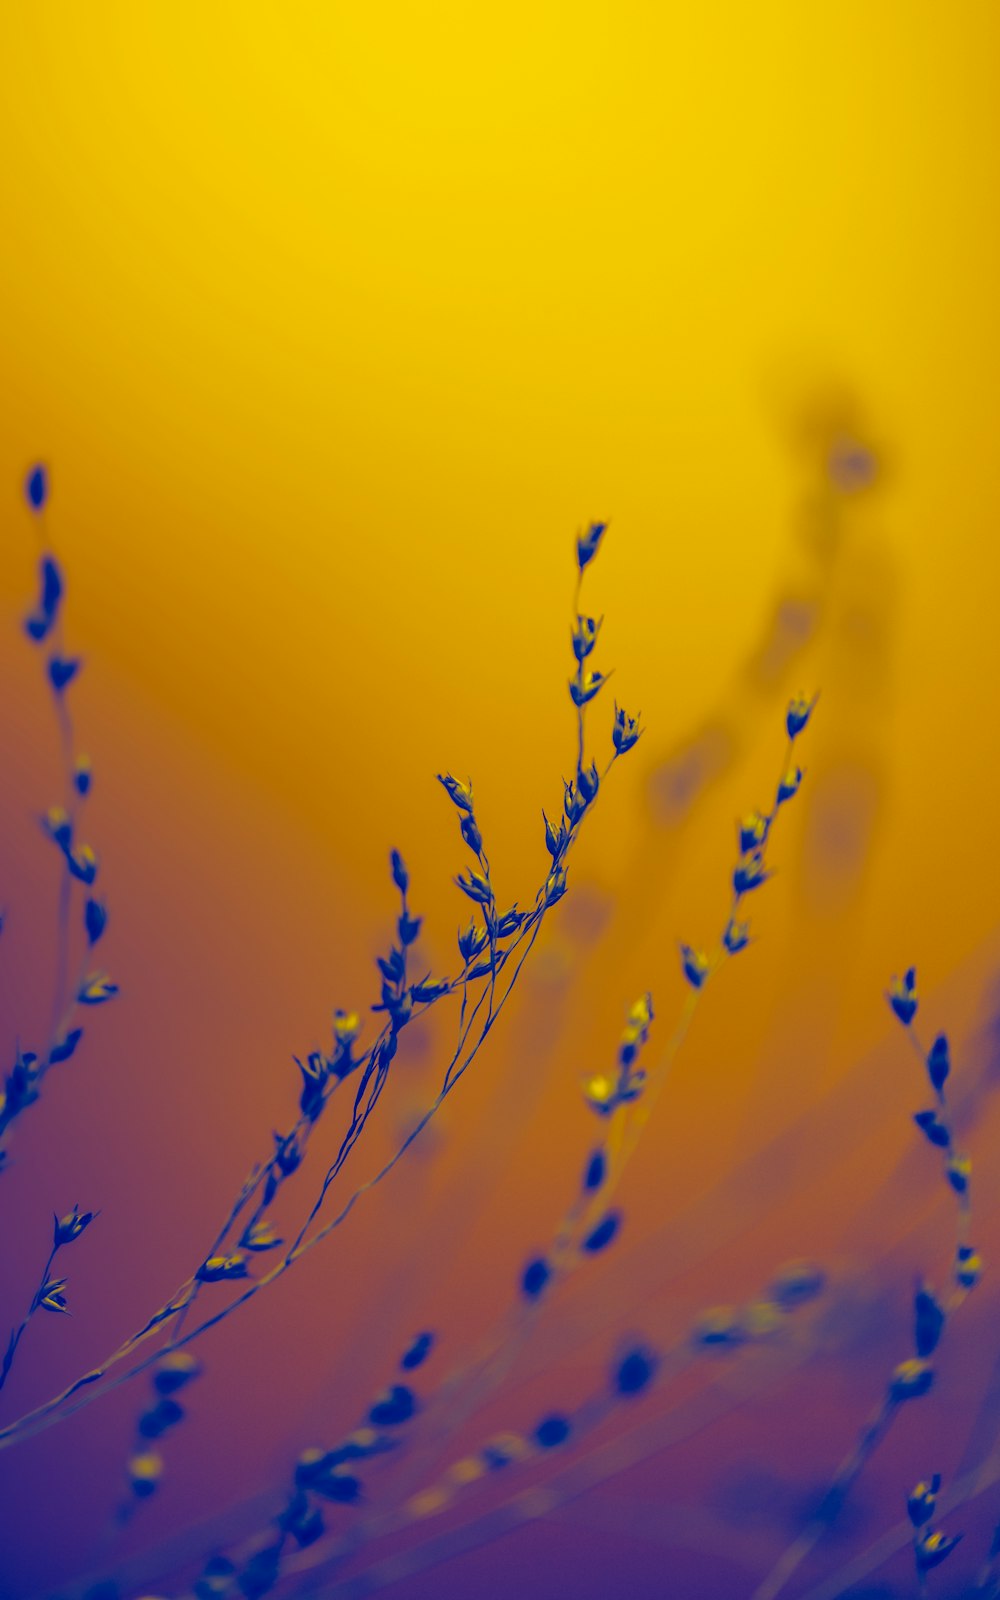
[{"x1": 2, "y1": 4, "x2": 1000, "y2": 1597}]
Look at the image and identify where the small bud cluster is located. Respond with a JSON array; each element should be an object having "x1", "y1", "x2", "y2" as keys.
[
  {"x1": 691, "y1": 1259, "x2": 825, "y2": 1354},
  {"x1": 679, "y1": 696, "x2": 817, "y2": 995},
  {"x1": 582, "y1": 994, "x2": 654, "y2": 1117},
  {"x1": 890, "y1": 974, "x2": 981, "y2": 1302},
  {"x1": 124, "y1": 1351, "x2": 202, "y2": 1509},
  {"x1": 1, "y1": 468, "x2": 116, "y2": 1166},
  {"x1": 0, "y1": 1199, "x2": 98, "y2": 1395},
  {"x1": 194, "y1": 1332, "x2": 433, "y2": 1595},
  {"x1": 906, "y1": 1472, "x2": 962, "y2": 1581}
]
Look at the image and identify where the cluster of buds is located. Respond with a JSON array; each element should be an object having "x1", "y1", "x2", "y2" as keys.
[
  {"x1": 40, "y1": 807, "x2": 100, "y2": 890},
  {"x1": 713, "y1": 698, "x2": 817, "y2": 966},
  {"x1": 898, "y1": 989, "x2": 982, "y2": 1298},
  {"x1": 126, "y1": 1351, "x2": 201, "y2": 1505},
  {"x1": 372, "y1": 849, "x2": 423, "y2": 1031},
  {"x1": 692, "y1": 1259, "x2": 825, "y2": 1353},
  {"x1": 22, "y1": 468, "x2": 82, "y2": 692},
  {"x1": 2, "y1": 469, "x2": 111, "y2": 1169},
  {"x1": 907, "y1": 1473, "x2": 962, "y2": 1577},
  {"x1": 23, "y1": 1204, "x2": 98, "y2": 1321},
  {"x1": 582, "y1": 994, "x2": 653, "y2": 1116},
  {"x1": 0, "y1": 1049, "x2": 42, "y2": 1130},
  {"x1": 272, "y1": 1332, "x2": 433, "y2": 1566},
  {"x1": 731, "y1": 752, "x2": 781, "y2": 900},
  {"x1": 0, "y1": 1035, "x2": 81, "y2": 1134},
  {"x1": 570, "y1": 522, "x2": 641, "y2": 769},
  {"x1": 374, "y1": 943, "x2": 411, "y2": 1030},
  {"x1": 440, "y1": 773, "x2": 499, "y2": 949}
]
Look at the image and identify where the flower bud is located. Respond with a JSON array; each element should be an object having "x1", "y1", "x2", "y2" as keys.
[
  {"x1": 437, "y1": 773, "x2": 474, "y2": 813},
  {"x1": 680, "y1": 943, "x2": 710, "y2": 989},
  {"x1": 53, "y1": 1204, "x2": 95, "y2": 1247},
  {"x1": 576, "y1": 521, "x2": 607, "y2": 571},
  {"x1": 786, "y1": 692, "x2": 819, "y2": 740},
  {"x1": 887, "y1": 967, "x2": 918, "y2": 1025}
]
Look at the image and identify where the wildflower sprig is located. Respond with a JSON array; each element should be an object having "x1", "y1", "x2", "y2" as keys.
[
  {"x1": 583, "y1": 698, "x2": 815, "y2": 1253},
  {"x1": 0, "y1": 518, "x2": 636, "y2": 1454},
  {"x1": 885, "y1": 975, "x2": 977, "y2": 1285},
  {"x1": 365, "y1": 703, "x2": 816, "y2": 1523},
  {"x1": 673, "y1": 692, "x2": 817, "y2": 1010},
  {"x1": 400, "y1": 700, "x2": 815, "y2": 1592},
  {"x1": 751, "y1": 980, "x2": 981, "y2": 1600},
  {"x1": 906, "y1": 1472, "x2": 962, "y2": 1597},
  {"x1": 286, "y1": 1261, "x2": 825, "y2": 1596},
  {"x1": 1, "y1": 465, "x2": 116, "y2": 1165},
  {"x1": 0, "y1": 1204, "x2": 96, "y2": 1394},
  {"x1": 581, "y1": 995, "x2": 654, "y2": 1118},
  {"x1": 569, "y1": 520, "x2": 616, "y2": 776},
  {"x1": 185, "y1": 1330, "x2": 434, "y2": 1598},
  {"x1": 117, "y1": 1350, "x2": 202, "y2": 1525}
]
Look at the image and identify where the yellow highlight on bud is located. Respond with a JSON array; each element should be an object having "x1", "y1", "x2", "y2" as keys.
[{"x1": 405, "y1": 1486, "x2": 451, "y2": 1519}]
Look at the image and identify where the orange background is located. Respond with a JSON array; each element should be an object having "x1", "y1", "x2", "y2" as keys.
[{"x1": 1, "y1": 5, "x2": 1000, "y2": 1597}]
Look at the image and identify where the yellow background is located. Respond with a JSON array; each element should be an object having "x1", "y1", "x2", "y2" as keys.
[{"x1": 1, "y1": 5, "x2": 1000, "y2": 1597}]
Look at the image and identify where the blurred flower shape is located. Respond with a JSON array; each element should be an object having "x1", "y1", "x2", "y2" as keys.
[
  {"x1": 733, "y1": 851, "x2": 770, "y2": 895},
  {"x1": 769, "y1": 1259, "x2": 826, "y2": 1309},
  {"x1": 25, "y1": 555, "x2": 62, "y2": 643},
  {"x1": 543, "y1": 866, "x2": 568, "y2": 906},
  {"x1": 927, "y1": 1032, "x2": 950, "y2": 1094},
  {"x1": 196, "y1": 1254, "x2": 249, "y2": 1284},
  {"x1": 456, "y1": 867, "x2": 492, "y2": 905},
  {"x1": 53, "y1": 1205, "x2": 96, "y2": 1247},
  {"x1": 786, "y1": 691, "x2": 819, "y2": 741},
  {"x1": 67, "y1": 845, "x2": 99, "y2": 886},
  {"x1": 24, "y1": 464, "x2": 48, "y2": 510},
  {"x1": 915, "y1": 1530, "x2": 962, "y2": 1571},
  {"x1": 889, "y1": 1357, "x2": 934, "y2": 1401},
  {"x1": 459, "y1": 812, "x2": 483, "y2": 854},
  {"x1": 739, "y1": 810, "x2": 771, "y2": 855},
  {"x1": 47, "y1": 656, "x2": 81, "y2": 693},
  {"x1": 128, "y1": 1450, "x2": 163, "y2": 1499},
  {"x1": 241, "y1": 1220, "x2": 284, "y2": 1252},
  {"x1": 887, "y1": 967, "x2": 918, "y2": 1025},
  {"x1": 569, "y1": 669, "x2": 611, "y2": 708},
  {"x1": 572, "y1": 614, "x2": 602, "y2": 661},
  {"x1": 955, "y1": 1245, "x2": 983, "y2": 1291},
  {"x1": 576, "y1": 520, "x2": 607, "y2": 572},
  {"x1": 36, "y1": 1277, "x2": 70, "y2": 1314},
  {"x1": 84, "y1": 897, "x2": 107, "y2": 945},
  {"x1": 73, "y1": 754, "x2": 92, "y2": 796},
  {"x1": 612, "y1": 702, "x2": 643, "y2": 756},
  {"x1": 907, "y1": 1474, "x2": 941, "y2": 1528},
  {"x1": 680, "y1": 942, "x2": 711, "y2": 989},
  {"x1": 437, "y1": 773, "x2": 474, "y2": 813},
  {"x1": 946, "y1": 1153, "x2": 971, "y2": 1196},
  {"x1": 776, "y1": 764, "x2": 805, "y2": 805},
  {"x1": 77, "y1": 972, "x2": 118, "y2": 1005},
  {"x1": 153, "y1": 1351, "x2": 201, "y2": 1394}
]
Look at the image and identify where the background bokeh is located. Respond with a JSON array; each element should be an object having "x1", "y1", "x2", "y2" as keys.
[{"x1": 2, "y1": 5, "x2": 1000, "y2": 1597}]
